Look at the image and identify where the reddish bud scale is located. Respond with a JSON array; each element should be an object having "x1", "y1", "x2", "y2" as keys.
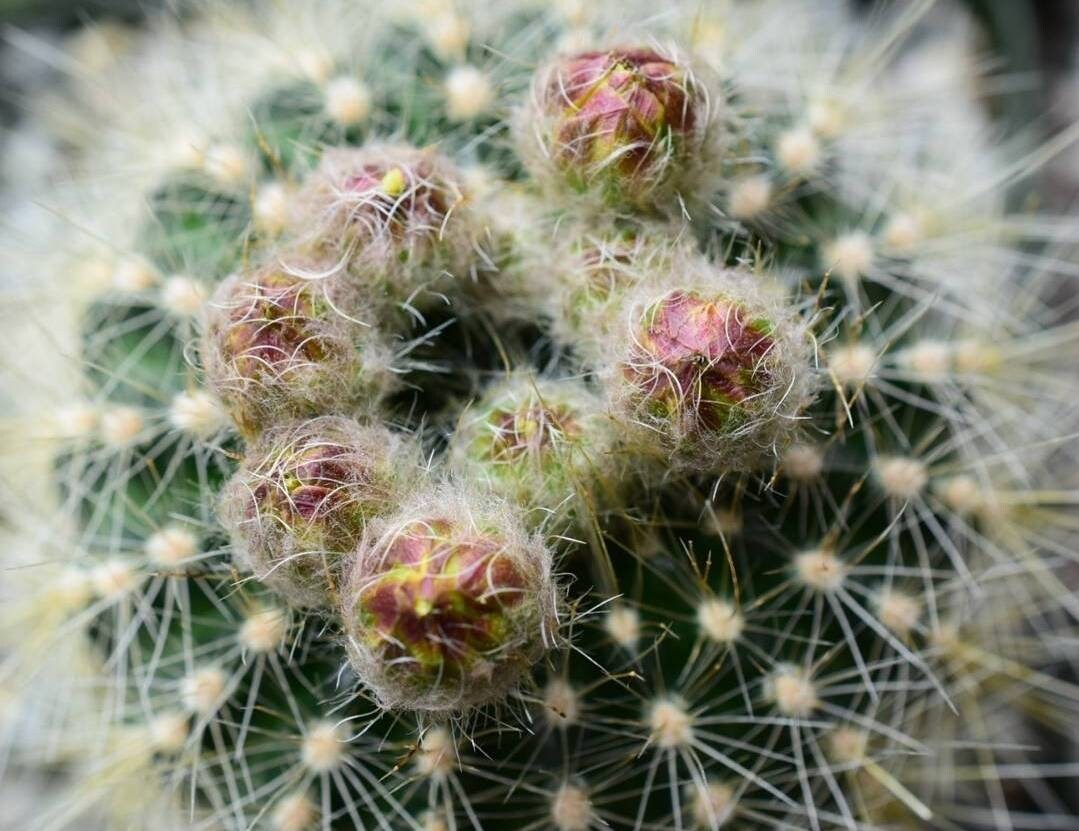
[
  {"x1": 295, "y1": 145, "x2": 474, "y2": 296},
  {"x1": 530, "y1": 47, "x2": 712, "y2": 207},
  {"x1": 221, "y1": 417, "x2": 410, "y2": 608},
  {"x1": 339, "y1": 163, "x2": 452, "y2": 243},
  {"x1": 222, "y1": 272, "x2": 329, "y2": 382},
  {"x1": 203, "y1": 265, "x2": 389, "y2": 436},
  {"x1": 359, "y1": 520, "x2": 524, "y2": 670},
  {"x1": 627, "y1": 290, "x2": 776, "y2": 431},
  {"x1": 344, "y1": 492, "x2": 555, "y2": 711}
]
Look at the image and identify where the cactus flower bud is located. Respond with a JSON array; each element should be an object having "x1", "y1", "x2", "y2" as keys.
[
  {"x1": 343, "y1": 486, "x2": 557, "y2": 711},
  {"x1": 449, "y1": 375, "x2": 618, "y2": 524},
  {"x1": 295, "y1": 144, "x2": 474, "y2": 295},
  {"x1": 221, "y1": 417, "x2": 414, "y2": 608},
  {"x1": 607, "y1": 267, "x2": 811, "y2": 471},
  {"x1": 202, "y1": 263, "x2": 392, "y2": 435},
  {"x1": 523, "y1": 47, "x2": 717, "y2": 208},
  {"x1": 547, "y1": 219, "x2": 690, "y2": 360}
]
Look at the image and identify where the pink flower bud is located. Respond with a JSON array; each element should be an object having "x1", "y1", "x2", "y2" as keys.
[
  {"x1": 202, "y1": 263, "x2": 391, "y2": 436},
  {"x1": 343, "y1": 487, "x2": 557, "y2": 711},
  {"x1": 608, "y1": 270, "x2": 812, "y2": 471},
  {"x1": 524, "y1": 47, "x2": 718, "y2": 208},
  {"x1": 221, "y1": 417, "x2": 415, "y2": 608},
  {"x1": 628, "y1": 290, "x2": 775, "y2": 424},
  {"x1": 295, "y1": 144, "x2": 475, "y2": 294}
]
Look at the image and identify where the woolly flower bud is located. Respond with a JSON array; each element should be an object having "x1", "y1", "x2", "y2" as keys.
[
  {"x1": 202, "y1": 263, "x2": 391, "y2": 436},
  {"x1": 295, "y1": 144, "x2": 473, "y2": 292},
  {"x1": 342, "y1": 485, "x2": 557, "y2": 711},
  {"x1": 221, "y1": 417, "x2": 412, "y2": 608},
  {"x1": 444, "y1": 65, "x2": 495, "y2": 122},
  {"x1": 606, "y1": 267, "x2": 812, "y2": 472},
  {"x1": 449, "y1": 375, "x2": 617, "y2": 524},
  {"x1": 522, "y1": 46, "x2": 718, "y2": 209}
]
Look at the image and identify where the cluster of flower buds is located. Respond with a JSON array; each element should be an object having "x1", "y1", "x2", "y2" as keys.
[
  {"x1": 449, "y1": 375, "x2": 619, "y2": 526},
  {"x1": 198, "y1": 39, "x2": 810, "y2": 719},
  {"x1": 220, "y1": 417, "x2": 413, "y2": 607},
  {"x1": 202, "y1": 263, "x2": 392, "y2": 436},
  {"x1": 342, "y1": 486, "x2": 556, "y2": 711},
  {"x1": 521, "y1": 46, "x2": 719, "y2": 209}
]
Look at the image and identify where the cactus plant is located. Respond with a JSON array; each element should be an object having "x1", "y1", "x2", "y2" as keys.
[{"x1": 2, "y1": 1, "x2": 1079, "y2": 829}]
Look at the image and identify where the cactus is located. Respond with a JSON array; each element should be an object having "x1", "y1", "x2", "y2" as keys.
[{"x1": 2, "y1": 1, "x2": 1079, "y2": 830}]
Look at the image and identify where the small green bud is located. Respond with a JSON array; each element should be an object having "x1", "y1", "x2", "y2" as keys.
[{"x1": 449, "y1": 375, "x2": 619, "y2": 525}]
